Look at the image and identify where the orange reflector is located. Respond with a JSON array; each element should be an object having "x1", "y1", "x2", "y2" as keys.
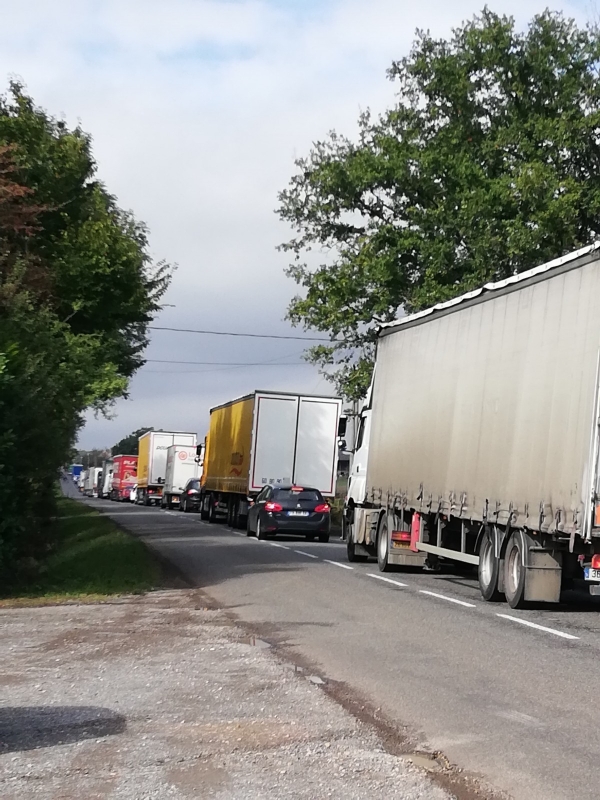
[
  {"x1": 595, "y1": 504, "x2": 600, "y2": 527},
  {"x1": 391, "y1": 531, "x2": 411, "y2": 542},
  {"x1": 592, "y1": 554, "x2": 600, "y2": 570}
]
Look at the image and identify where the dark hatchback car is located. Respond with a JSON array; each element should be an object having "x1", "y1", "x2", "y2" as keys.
[
  {"x1": 247, "y1": 485, "x2": 330, "y2": 542},
  {"x1": 179, "y1": 478, "x2": 202, "y2": 512}
]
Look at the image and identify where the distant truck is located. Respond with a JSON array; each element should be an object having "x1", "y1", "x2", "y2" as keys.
[
  {"x1": 345, "y1": 243, "x2": 600, "y2": 608},
  {"x1": 78, "y1": 470, "x2": 87, "y2": 492},
  {"x1": 69, "y1": 464, "x2": 83, "y2": 484},
  {"x1": 200, "y1": 390, "x2": 343, "y2": 527},
  {"x1": 110, "y1": 455, "x2": 138, "y2": 501},
  {"x1": 161, "y1": 445, "x2": 202, "y2": 509},
  {"x1": 84, "y1": 467, "x2": 102, "y2": 498},
  {"x1": 99, "y1": 459, "x2": 114, "y2": 499},
  {"x1": 137, "y1": 430, "x2": 197, "y2": 506}
]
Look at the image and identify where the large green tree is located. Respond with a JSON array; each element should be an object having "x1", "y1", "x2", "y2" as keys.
[
  {"x1": 0, "y1": 84, "x2": 171, "y2": 573},
  {"x1": 278, "y1": 9, "x2": 600, "y2": 398},
  {"x1": 111, "y1": 428, "x2": 153, "y2": 456}
]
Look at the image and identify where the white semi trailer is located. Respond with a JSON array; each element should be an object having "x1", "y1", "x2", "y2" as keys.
[
  {"x1": 161, "y1": 445, "x2": 201, "y2": 509},
  {"x1": 345, "y1": 243, "x2": 600, "y2": 608}
]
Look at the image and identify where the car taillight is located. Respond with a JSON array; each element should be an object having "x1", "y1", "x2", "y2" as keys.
[
  {"x1": 592, "y1": 554, "x2": 600, "y2": 569},
  {"x1": 314, "y1": 504, "x2": 330, "y2": 513},
  {"x1": 187, "y1": 489, "x2": 198, "y2": 495},
  {"x1": 265, "y1": 502, "x2": 283, "y2": 512}
]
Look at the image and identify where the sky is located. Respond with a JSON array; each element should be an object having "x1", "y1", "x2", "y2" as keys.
[{"x1": 0, "y1": 0, "x2": 584, "y2": 448}]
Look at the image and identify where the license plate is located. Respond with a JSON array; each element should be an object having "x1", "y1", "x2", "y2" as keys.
[
  {"x1": 287, "y1": 511, "x2": 309, "y2": 517},
  {"x1": 584, "y1": 567, "x2": 600, "y2": 581}
]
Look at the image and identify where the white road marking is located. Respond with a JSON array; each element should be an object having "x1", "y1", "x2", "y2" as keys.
[
  {"x1": 293, "y1": 550, "x2": 319, "y2": 559},
  {"x1": 367, "y1": 573, "x2": 408, "y2": 588},
  {"x1": 496, "y1": 709, "x2": 545, "y2": 728},
  {"x1": 231, "y1": 531, "x2": 245, "y2": 537},
  {"x1": 419, "y1": 590, "x2": 476, "y2": 608},
  {"x1": 496, "y1": 614, "x2": 579, "y2": 640},
  {"x1": 268, "y1": 542, "x2": 290, "y2": 550},
  {"x1": 323, "y1": 560, "x2": 354, "y2": 570}
]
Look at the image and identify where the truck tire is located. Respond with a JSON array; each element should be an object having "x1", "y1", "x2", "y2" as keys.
[
  {"x1": 504, "y1": 530, "x2": 527, "y2": 609},
  {"x1": 377, "y1": 517, "x2": 392, "y2": 572},
  {"x1": 478, "y1": 528, "x2": 504, "y2": 602},
  {"x1": 200, "y1": 495, "x2": 209, "y2": 521},
  {"x1": 208, "y1": 494, "x2": 217, "y2": 523},
  {"x1": 346, "y1": 527, "x2": 368, "y2": 563}
]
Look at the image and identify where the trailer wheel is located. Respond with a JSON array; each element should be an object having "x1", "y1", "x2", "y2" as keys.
[
  {"x1": 200, "y1": 495, "x2": 209, "y2": 521},
  {"x1": 208, "y1": 494, "x2": 218, "y2": 523},
  {"x1": 478, "y1": 529, "x2": 504, "y2": 602},
  {"x1": 377, "y1": 517, "x2": 392, "y2": 572},
  {"x1": 504, "y1": 531, "x2": 527, "y2": 609}
]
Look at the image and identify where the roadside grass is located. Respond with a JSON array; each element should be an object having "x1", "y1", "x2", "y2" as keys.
[{"x1": 0, "y1": 496, "x2": 160, "y2": 604}]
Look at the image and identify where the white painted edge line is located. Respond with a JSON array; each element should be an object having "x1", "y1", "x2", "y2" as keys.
[
  {"x1": 231, "y1": 531, "x2": 245, "y2": 537},
  {"x1": 293, "y1": 550, "x2": 319, "y2": 559},
  {"x1": 323, "y1": 560, "x2": 354, "y2": 570},
  {"x1": 419, "y1": 590, "x2": 476, "y2": 608},
  {"x1": 496, "y1": 614, "x2": 579, "y2": 640},
  {"x1": 367, "y1": 573, "x2": 408, "y2": 588},
  {"x1": 268, "y1": 542, "x2": 290, "y2": 550}
]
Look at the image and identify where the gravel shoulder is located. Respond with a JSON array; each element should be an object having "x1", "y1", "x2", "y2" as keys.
[{"x1": 0, "y1": 588, "x2": 451, "y2": 799}]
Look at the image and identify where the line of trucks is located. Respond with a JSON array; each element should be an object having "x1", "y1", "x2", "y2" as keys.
[
  {"x1": 73, "y1": 244, "x2": 600, "y2": 609},
  {"x1": 72, "y1": 392, "x2": 344, "y2": 522}
]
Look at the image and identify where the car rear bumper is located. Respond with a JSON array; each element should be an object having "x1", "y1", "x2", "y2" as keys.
[{"x1": 263, "y1": 514, "x2": 330, "y2": 533}]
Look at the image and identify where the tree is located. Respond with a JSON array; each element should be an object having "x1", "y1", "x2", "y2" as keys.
[
  {"x1": 111, "y1": 428, "x2": 153, "y2": 456},
  {"x1": 278, "y1": 10, "x2": 600, "y2": 398},
  {"x1": 0, "y1": 84, "x2": 171, "y2": 574}
]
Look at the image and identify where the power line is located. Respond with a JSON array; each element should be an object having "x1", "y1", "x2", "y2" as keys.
[
  {"x1": 146, "y1": 359, "x2": 305, "y2": 366},
  {"x1": 149, "y1": 325, "x2": 332, "y2": 342}
]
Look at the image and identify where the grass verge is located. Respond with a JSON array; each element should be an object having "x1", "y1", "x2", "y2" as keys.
[{"x1": 0, "y1": 496, "x2": 160, "y2": 604}]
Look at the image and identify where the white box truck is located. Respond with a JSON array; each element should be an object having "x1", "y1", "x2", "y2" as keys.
[
  {"x1": 161, "y1": 445, "x2": 201, "y2": 509},
  {"x1": 137, "y1": 430, "x2": 197, "y2": 506},
  {"x1": 99, "y1": 459, "x2": 113, "y2": 499},
  {"x1": 345, "y1": 243, "x2": 600, "y2": 608},
  {"x1": 84, "y1": 467, "x2": 102, "y2": 498},
  {"x1": 200, "y1": 390, "x2": 343, "y2": 527}
]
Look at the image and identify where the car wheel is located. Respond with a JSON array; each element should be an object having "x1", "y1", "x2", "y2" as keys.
[{"x1": 256, "y1": 517, "x2": 267, "y2": 540}]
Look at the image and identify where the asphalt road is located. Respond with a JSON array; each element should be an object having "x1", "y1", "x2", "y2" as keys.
[{"x1": 71, "y1": 487, "x2": 600, "y2": 800}]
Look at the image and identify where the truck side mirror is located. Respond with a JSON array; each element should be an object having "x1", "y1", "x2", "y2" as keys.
[
  {"x1": 196, "y1": 444, "x2": 203, "y2": 457},
  {"x1": 337, "y1": 417, "x2": 347, "y2": 437}
]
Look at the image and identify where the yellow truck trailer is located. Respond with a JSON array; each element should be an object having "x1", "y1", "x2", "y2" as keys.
[
  {"x1": 200, "y1": 390, "x2": 343, "y2": 526},
  {"x1": 137, "y1": 429, "x2": 197, "y2": 506}
]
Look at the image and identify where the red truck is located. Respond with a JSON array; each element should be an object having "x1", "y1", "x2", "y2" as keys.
[{"x1": 110, "y1": 455, "x2": 138, "y2": 502}]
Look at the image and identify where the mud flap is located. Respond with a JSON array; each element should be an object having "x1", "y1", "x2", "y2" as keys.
[{"x1": 524, "y1": 545, "x2": 562, "y2": 603}]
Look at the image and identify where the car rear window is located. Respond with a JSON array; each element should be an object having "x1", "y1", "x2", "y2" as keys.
[
  {"x1": 189, "y1": 480, "x2": 200, "y2": 489},
  {"x1": 274, "y1": 489, "x2": 322, "y2": 502}
]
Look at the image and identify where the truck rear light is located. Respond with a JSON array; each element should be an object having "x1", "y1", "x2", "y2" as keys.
[
  {"x1": 591, "y1": 554, "x2": 600, "y2": 570},
  {"x1": 265, "y1": 502, "x2": 283, "y2": 512},
  {"x1": 391, "y1": 531, "x2": 411, "y2": 542},
  {"x1": 314, "y1": 504, "x2": 330, "y2": 513}
]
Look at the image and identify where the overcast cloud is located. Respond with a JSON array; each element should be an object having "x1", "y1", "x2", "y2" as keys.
[{"x1": 0, "y1": 0, "x2": 583, "y2": 448}]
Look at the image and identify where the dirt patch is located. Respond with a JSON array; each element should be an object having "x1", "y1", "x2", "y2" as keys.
[{"x1": 0, "y1": 589, "x2": 454, "y2": 799}]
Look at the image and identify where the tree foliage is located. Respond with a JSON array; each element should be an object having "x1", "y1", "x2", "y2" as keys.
[
  {"x1": 111, "y1": 427, "x2": 153, "y2": 456},
  {"x1": 0, "y1": 83, "x2": 171, "y2": 574},
  {"x1": 278, "y1": 9, "x2": 600, "y2": 398}
]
